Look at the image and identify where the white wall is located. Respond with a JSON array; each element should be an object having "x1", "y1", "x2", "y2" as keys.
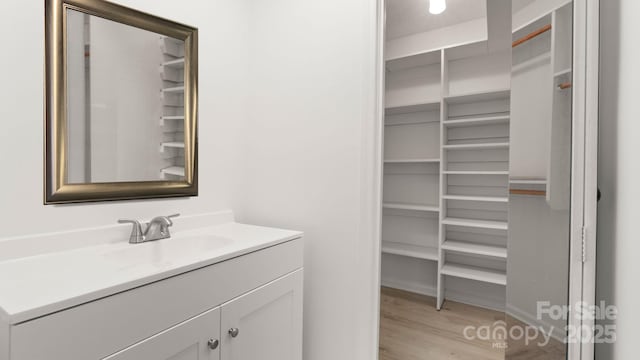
[
  {"x1": 0, "y1": 1, "x2": 380, "y2": 360},
  {"x1": 235, "y1": 1, "x2": 380, "y2": 359},
  {"x1": 0, "y1": 0, "x2": 248, "y2": 236},
  {"x1": 597, "y1": 0, "x2": 639, "y2": 358}
]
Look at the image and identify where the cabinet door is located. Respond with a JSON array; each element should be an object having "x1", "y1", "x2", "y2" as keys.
[
  {"x1": 102, "y1": 307, "x2": 221, "y2": 360},
  {"x1": 221, "y1": 269, "x2": 303, "y2": 360}
]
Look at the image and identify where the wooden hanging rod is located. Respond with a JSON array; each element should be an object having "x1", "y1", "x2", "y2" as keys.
[
  {"x1": 512, "y1": 24, "x2": 552, "y2": 48},
  {"x1": 558, "y1": 82, "x2": 572, "y2": 90},
  {"x1": 510, "y1": 189, "x2": 547, "y2": 196}
]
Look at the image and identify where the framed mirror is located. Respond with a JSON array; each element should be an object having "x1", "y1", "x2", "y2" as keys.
[{"x1": 45, "y1": 0, "x2": 198, "y2": 204}]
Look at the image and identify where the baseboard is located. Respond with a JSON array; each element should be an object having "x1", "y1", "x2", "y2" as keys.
[
  {"x1": 380, "y1": 278, "x2": 504, "y2": 312},
  {"x1": 381, "y1": 278, "x2": 436, "y2": 297},
  {"x1": 445, "y1": 288, "x2": 505, "y2": 312},
  {"x1": 506, "y1": 304, "x2": 566, "y2": 342}
]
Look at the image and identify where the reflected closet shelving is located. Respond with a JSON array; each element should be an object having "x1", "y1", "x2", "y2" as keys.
[{"x1": 159, "y1": 36, "x2": 186, "y2": 179}]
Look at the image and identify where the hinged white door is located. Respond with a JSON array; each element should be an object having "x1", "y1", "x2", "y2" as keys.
[
  {"x1": 102, "y1": 307, "x2": 221, "y2": 360},
  {"x1": 221, "y1": 269, "x2": 303, "y2": 360}
]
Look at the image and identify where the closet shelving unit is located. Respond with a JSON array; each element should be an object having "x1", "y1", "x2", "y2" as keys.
[
  {"x1": 382, "y1": 37, "x2": 512, "y2": 310},
  {"x1": 382, "y1": 50, "x2": 442, "y2": 276},
  {"x1": 438, "y1": 83, "x2": 511, "y2": 308},
  {"x1": 159, "y1": 36, "x2": 186, "y2": 180}
]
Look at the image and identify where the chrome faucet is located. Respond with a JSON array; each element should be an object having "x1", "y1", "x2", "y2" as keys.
[{"x1": 118, "y1": 214, "x2": 180, "y2": 244}]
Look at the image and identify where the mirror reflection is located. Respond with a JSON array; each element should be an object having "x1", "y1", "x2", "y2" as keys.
[
  {"x1": 507, "y1": 1, "x2": 573, "y2": 359},
  {"x1": 66, "y1": 9, "x2": 186, "y2": 184}
]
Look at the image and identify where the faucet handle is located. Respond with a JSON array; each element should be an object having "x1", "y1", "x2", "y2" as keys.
[
  {"x1": 118, "y1": 218, "x2": 139, "y2": 224},
  {"x1": 118, "y1": 219, "x2": 145, "y2": 244},
  {"x1": 165, "y1": 213, "x2": 180, "y2": 225}
]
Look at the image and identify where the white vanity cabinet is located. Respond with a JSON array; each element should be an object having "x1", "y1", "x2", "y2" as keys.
[
  {"x1": 220, "y1": 270, "x2": 303, "y2": 360},
  {"x1": 0, "y1": 220, "x2": 303, "y2": 360},
  {"x1": 103, "y1": 307, "x2": 222, "y2": 360},
  {"x1": 103, "y1": 270, "x2": 303, "y2": 360}
]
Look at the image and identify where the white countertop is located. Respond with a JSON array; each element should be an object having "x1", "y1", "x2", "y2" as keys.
[{"x1": 0, "y1": 222, "x2": 302, "y2": 324}]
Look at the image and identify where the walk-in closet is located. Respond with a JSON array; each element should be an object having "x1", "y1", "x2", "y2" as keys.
[{"x1": 379, "y1": 1, "x2": 575, "y2": 359}]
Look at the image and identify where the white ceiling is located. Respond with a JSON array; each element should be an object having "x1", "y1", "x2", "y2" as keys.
[{"x1": 386, "y1": 0, "x2": 487, "y2": 40}]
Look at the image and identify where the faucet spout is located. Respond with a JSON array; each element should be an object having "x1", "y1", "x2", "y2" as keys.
[{"x1": 118, "y1": 214, "x2": 180, "y2": 244}]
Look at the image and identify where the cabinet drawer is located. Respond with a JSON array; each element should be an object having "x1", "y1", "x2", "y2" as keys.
[{"x1": 11, "y1": 238, "x2": 302, "y2": 360}]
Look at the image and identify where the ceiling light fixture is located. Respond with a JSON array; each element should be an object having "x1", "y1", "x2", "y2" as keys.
[{"x1": 429, "y1": 0, "x2": 447, "y2": 14}]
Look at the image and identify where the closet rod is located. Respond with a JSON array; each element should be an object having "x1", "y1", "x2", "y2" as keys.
[
  {"x1": 558, "y1": 82, "x2": 573, "y2": 90},
  {"x1": 509, "y1": 189, "x2": 546, "y2": 196},
  {"x1": 512, "y1": 24, "x2": 552, "y2": 48}
]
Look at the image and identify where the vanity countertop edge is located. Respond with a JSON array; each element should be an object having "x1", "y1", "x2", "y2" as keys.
[{"x1": 0, "y1": 218, "x2": 303, "y2": 325}]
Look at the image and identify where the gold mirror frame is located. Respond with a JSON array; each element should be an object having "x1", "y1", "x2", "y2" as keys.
[{"x1": 45, "y1": 0, "x2": 198, "y2": 204}]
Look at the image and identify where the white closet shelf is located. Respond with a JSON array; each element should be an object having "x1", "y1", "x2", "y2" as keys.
[
  {"x1": 385, "y1": 101, "x2": 440, "y2": 115},
  {"x1": 162, "y1": 86, "x2": 185, "y2": 93},
  {"x1": 160, "y1": 35, "x2": 182, "y2": 42},
  {"x1": 441, "y1": 263, "x2": 507, "y2": 285},
  {"x1": 385, "y1": 49, "x2": 442, "y2": 72},
  {"x1": 160, "y1": 142, "x2": 185, "y2": 152},
  {"x1": 442, "y1": 217, "x2": 508, "y2": 230},
  {"x1": 509, "y1": 178, "x2": 547, "y2": 185},
  {"x1": 443, "y1": 142, "x2": 510, "y2": 150},
  {"x1": 444, "y1": 171, "x2": 509, "y2": 175},
  {"x1": 384, "y1": 158, "x2": 440, "y2": 164},
  {"x1": 443, "y1": 115, "x2": 510, "y2": 128},
  {"x1": 381, "y1": 242, "x2": 438, "y2": 261},
  {"x1": 383, "y1": 203, "x2": 439, "y2": 212},
  {"x1": 161, "y1": 166, "x2": 185, "y2": 177},
  {"x1": 160, "y1": 115, "x2": 185, "y2": 126},
  {"x1": 385, "y1": 119, "x2": 440, "y2": 127},
  {"x1": 162, "y1": 58, "x2": 185, "y2": 68},
  {"x1": 554, "y1": 68, "x2": 572, "y2": 77},
  {"x1": 444, "y1": 89, "x2": 510, "y2": 104},
  {"x1": 441, "y1": 240, "x2": 507, "y2": 258},
  {"x1": 443, "y1": 195, "x2": 509, "y2": 203}
]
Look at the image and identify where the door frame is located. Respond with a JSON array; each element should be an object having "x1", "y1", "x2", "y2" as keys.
[
  {"x1": 570, "y1": 0, "x2": 600, "y2": 358},
  {"x1": 368, "y1": 1, "x2": 600, "y2": 359}
]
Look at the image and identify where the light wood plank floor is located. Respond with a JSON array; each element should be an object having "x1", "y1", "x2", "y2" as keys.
[
  {"x1": 379, "y1": 287, "x2": 567, "y2": 360},
  {"x1": 505, "y1": 316, "x2": 566, "y2": 360},
  {"x1": 379, "y1": 287, "x2": 505, "y2": 360}
]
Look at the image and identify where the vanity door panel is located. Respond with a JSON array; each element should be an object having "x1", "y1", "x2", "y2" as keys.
[
  {"x1": 221, "y1": 269, "x2": 303, "y2": 360},
  {"x1": 102, "y1": 307, "x2": 220, "y2": 360}
]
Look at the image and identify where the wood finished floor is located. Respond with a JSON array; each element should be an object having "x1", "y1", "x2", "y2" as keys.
[
  {"x1": 379, "y1": 287, "x2": 566, "y2": 360},
  {"x1": 505, "y1": 316, "x2": 566, "y2": 360}
]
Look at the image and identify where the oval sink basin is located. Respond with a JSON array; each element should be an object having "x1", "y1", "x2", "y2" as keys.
[{"x1": 104, "y1": 235, "x2": 234, "y2": 269}]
